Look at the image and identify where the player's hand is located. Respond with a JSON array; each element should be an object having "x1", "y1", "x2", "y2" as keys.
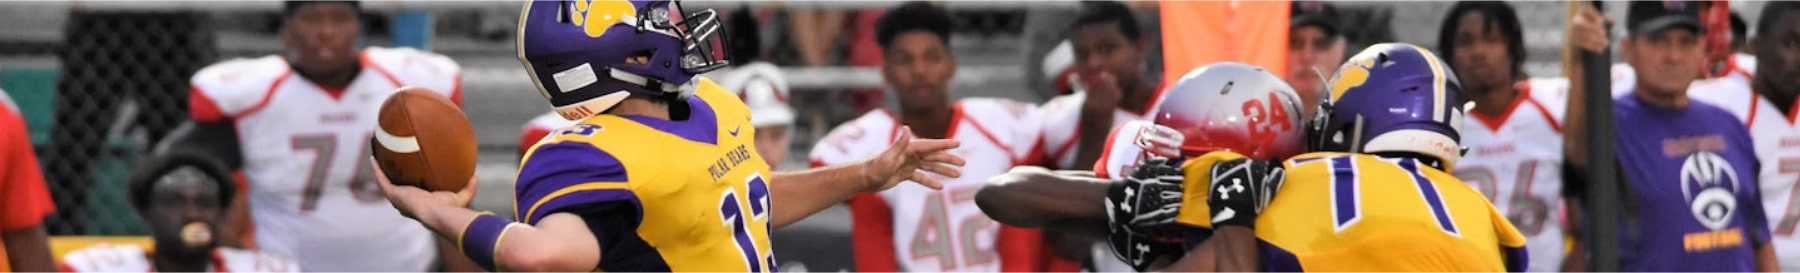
[
  {"x1": 1206, "y1": 158, "x2": 1284, "y2": 229},
  {"x1": 1568, "y1": 7, "x2": 1613, "y2": 53},
  {"x1": 1104, "y1": 157, "x2": 1185, "y2": 272},
  {"x1": 370, "y1": 159, "x2": 478, "y2": 222},
  {"x1": 1106, "y1": 157, "x2": 1185, "y2": 230},
  {"x1": 1080, "y1": 72, "x2": 1122, "y2": 113},
  {"x1": 861, "y1": 126, "x2": 964, "y2": 191}
]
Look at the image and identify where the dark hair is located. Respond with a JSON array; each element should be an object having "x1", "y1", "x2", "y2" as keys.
[
  {"x1": 1436, "y1": 1, "x2": 1527, "y2": 77},
  {"x1": 1072, "y1": 1, "x2": 1142, "y2": 40},
  {"x1": 1729, "y1": 11, "x2": 1746, "y2": 43},
  {"x1": 1757, "y1": 2, "x2": 1800, "y2": 43},
  {"x1": 128, "y1": 152, "x2": 237, "y2": 211},
  {"x1": 876, "y1": 1, "x2": 955, "y2": 49},
  {"x1": 727, "y1": 8, "x2": 761, "y2": 64},
  {"x1": 284, "y1": 1, "x2": 360, "y2": 19}
]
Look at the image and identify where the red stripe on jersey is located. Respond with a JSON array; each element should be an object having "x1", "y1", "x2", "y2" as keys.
[
  {"x1": 1526, "y1": 98, "x2": 1562, "y2": 133},
  {"x1": 996, "y1": 225, "x2": 1046, "y2": 272},
  {"x1": 1049, "y1": 125, "x2": 1080, "y2": 167},
  {"x1": 847, "y1": 193, "x2": 898, "y2": 272},
  {"x1": 229, "y1": 70, "x2": 293, "y2": 119},
  {"x1": 954, "y1": 104, "x2": 1017, "y2": 163},
  {"x1": 1749, "y1": 92, "x2": 1762, "y2": 128},
  {"x1": 1092, "y1": 124, "x2": 1128, "y2": 178},
  {"x1": 188, "y1": 84, "x2": 228, "y2": 123},
  {"x1": 362, "y1": 52, "x2": 406, "y2": 90}
]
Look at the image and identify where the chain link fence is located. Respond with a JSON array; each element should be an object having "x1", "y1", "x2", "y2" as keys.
[{"x1": 33, "y1": 10, "x2": 215, "y2": 236}]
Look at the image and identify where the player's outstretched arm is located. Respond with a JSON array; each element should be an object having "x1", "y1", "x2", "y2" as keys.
[
  {"x1": 372, "y1": 162, "x2": 600, "y2": 272},
  {"x1": 766, "y1": 126, "x2": 964, "y2": 228},
  {"x1": 974, "y1": 166, "x2": 1111, "y2": 237}
]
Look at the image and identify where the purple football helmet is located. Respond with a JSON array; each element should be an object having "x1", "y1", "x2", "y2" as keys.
[
  {"x1": 517, "y1": 0, "x2": 729, "y2": 120},
  {"x1": 1308, "y1": 43, "x2": 1468, "y2": 168}
]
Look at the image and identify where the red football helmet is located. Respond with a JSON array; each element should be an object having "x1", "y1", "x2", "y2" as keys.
[{"x1": 1149, "y1": 62, "x2": 1307, "y2": 161}]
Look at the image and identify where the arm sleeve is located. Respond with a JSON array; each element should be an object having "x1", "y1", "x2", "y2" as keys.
[
  {"x1": 0, "y1": 109, "x2": 53, "y2": 231},
  {"x1": 846, "y1": 193, "x2": 898, "y2": 272},
  {"x1": 514, "y1": 142, "x2": 638, "y2": 224}
]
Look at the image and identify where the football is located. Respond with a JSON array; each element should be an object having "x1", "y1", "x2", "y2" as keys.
[{"x1": 371, "y1": 86, "x2": 477, "y2": 192}]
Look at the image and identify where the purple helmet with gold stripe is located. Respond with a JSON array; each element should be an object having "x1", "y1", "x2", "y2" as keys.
[
  {"x1": 517, "y1": 0, "x2": 729, "y2": 120},
  {"x1": 1308, "y1": 43, "x2": 1467, "y2": 168}
]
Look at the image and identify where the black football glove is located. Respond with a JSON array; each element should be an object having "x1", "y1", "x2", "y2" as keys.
[
  {"x1": 1104, "y1": 157, "x2": 1186, "y2": 271},
  {"x1": 1206, "y1": 158, "x2": 1285, "y2": 229}
]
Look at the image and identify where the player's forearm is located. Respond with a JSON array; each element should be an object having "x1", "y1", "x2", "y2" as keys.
[
  {"x1": 1160, "y1": 238, "x2": 1217, "y2": 272},
  {"x1": 975, "y1": 167, "x2": 1110, "y2": 236},
  {"x1": 1074, "y1": 108, "x2": 1115, "y2": 170},
  {"x1": 1212, "y1": 227, "x2": 1259, "y2": 272},
  {"x1": 221, "y1": 189, "x2": 252, "y2": 248},
  {"x1": 768, "y1": 162, "x2": 874, "y2": 229},
  {"x1": 2, "y1": 225, "x2": 55, "y2": 272}
]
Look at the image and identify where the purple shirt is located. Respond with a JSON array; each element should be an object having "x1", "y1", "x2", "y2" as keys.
[{"x1": 1611, "y1": 92, "x2": 1770, "y2": 272}]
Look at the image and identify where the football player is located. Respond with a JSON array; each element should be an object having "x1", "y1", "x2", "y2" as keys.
[
  {"x1": 60, "y1": 152, "x2": 299, "y2": 272},
  {"x1": 1563, "y1": 2, "x2": 1776, "y2": 271},
  {"x1": 977, "y1": 62, "x2": 1308, "y2": 272},
  {"x1": 1435, "y1": 2, "x2": 1572, "y2": 271},
  {"x1": 0, "y1": 90, "x2": 55, "y2": 272},
  {"x1": 1031, "y1": 3, "x2": 1168, "y2": 270},
  {"x1": 519, "y1": 8, "x2": 795, "y2": 168},
  {"x1": 1673, "y1": 2, "x2": 1800, "y2": 271},
  {"x1": 375, "y1": 1, "x2": 965, "y2": 272},
  {"x1": 158, "y1": 1, "x2": 471, "y2": 271},
  {"x1": 807, "y1": 2, "x2": 1052, "y2": 271},
  {"x1": 1201, "y1": 43, "x2": 1527, "y2": 272}
]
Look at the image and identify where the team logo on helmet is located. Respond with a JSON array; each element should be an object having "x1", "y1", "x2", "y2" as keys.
[
  {"x1": 1327, "y1": 56, "x2": 1373, "y2": 103},
  {"x1": 569, "y1": 0, "x2": 637, "y2": 38}
]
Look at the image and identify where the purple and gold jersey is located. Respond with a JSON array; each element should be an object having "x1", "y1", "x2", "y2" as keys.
[
  {"x1": 1611, "y1": 92, "x2": 1770, "y2": 272},
  {"x1": 515, "y1": 78, "x2": 777, "y2": 272}
]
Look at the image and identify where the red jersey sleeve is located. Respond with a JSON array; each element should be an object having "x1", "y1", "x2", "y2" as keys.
[
  {"x1": 846, "y1": 193, "x2": 898, "y2": 272},
  {"x1": 0, "y1": 107, "x2": 54, "y2": 231}
]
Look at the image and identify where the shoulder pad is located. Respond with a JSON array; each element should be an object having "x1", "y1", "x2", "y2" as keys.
[
  {"x1": 190, "y1": 56, "x2": 290, "y2": 118},
  {"x1": 809, "y1": 110, "x2": 899, "y2": 167},
  {"x1": 363, "y1": 47, "x2": 461, "y2": 95},
  {"x1": 214, "y1": 247, "x2": 302, "y2": 272},
  {"x1": 958, "y1": 97, "x2": 1042, "y2": 146},
  {"x1": 60, "y1": 244, "x2": 150, "y2": 272},
  {"x1": 713, "y1": 62, "x2": 790, "y2": 95}
]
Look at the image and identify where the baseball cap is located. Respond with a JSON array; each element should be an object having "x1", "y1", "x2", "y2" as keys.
[
  {"x1": 1291, "y1": 1, "x2": 1340, "y2": 38},
  {"x1": 1628, "y1": 1, "x2": 1707, "y2": 35}
]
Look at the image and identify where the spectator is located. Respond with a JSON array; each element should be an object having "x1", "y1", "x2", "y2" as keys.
[
  {"x1": 1563, "y1": 1, "x2": 1777, "y2": 271},
  {"x1": 60, "y1": 152, "x2": 299, "y2": 272},
  {"x1": 1285, "y1": 0, "x2": 1347, "y2": 117},
  {"x1": 810, "y1": 2, "x2": 1058, "y2": 272}
]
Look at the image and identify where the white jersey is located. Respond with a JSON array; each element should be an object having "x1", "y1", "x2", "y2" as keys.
[
  {"x1": 1686, "y1": 68, "x2": 1800, "y2": 272},
  {"x1": 188, "y1": 47, "x2": 458, "y2": 271},
  {"x1": 1612, "y1": 54, "x2": 1755, "y2": 97},
  {"x1": 1454, "y1": 78, "x2": 1571, "y2": 272},
  {"x1": 1034, "y1": 91, "x2": 1159, "y2": 170},
  {"x1": 809, "y1": 99, "x2": 1046, "y2": 272},
  {"x1": 59, "y1": 244, "x2": 300, "y2": 272},
  {"x1": 1034, "y1": 89, "x2": 1165, "y2": 272}
]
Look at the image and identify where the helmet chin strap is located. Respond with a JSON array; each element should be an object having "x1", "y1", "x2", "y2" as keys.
[{"x1": 608, "y1": 68, "x2": 695, "y2": 96}]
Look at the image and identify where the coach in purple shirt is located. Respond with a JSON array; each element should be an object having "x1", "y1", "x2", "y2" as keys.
[{"x1": 1600, "y1": 1, "x2": 1776, "y2": 271}]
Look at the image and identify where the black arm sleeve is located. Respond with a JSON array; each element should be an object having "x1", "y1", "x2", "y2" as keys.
[{"x1": 155, "y1": 121, "x2": 243, "y2": 170}]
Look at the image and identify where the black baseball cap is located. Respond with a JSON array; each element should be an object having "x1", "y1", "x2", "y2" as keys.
[
  {"x1": 1628, "y1": 0, "x2": 1706, "y2": 35},
  {"x1": 1292, "y1": 1, "x2": 1340, "y2": 38}
]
